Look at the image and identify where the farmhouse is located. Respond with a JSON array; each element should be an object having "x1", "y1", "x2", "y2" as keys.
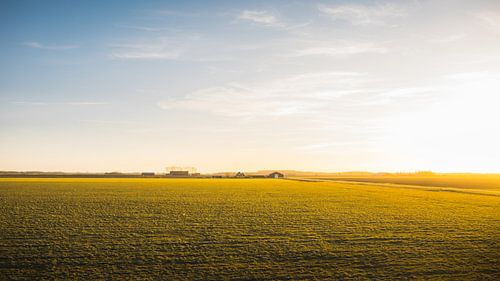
[
  {"x1": 169, "y1": 171, "x2": 189, "y2": 177},
  {"x1": 235, "y1": 172, "x2": 246, "y2": 177},
  {"x1": 268, "y1": 172, "x2": 284, "y2": 178}
]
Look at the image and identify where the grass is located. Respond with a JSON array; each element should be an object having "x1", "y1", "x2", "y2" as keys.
[
  {"x1": 0, "y1": 178, "x2": 499, "y2": 280},
  {"x1": 309, "y1": 173, "x2": 500, "y2": 191}
]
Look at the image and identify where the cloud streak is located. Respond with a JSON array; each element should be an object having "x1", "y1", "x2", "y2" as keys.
[
  {"x1": 23, "y1": 41, "x2": 79, "y2": 50},
  {"x1": 158, "y1": 72, "x2": 373, "y2": 118},
  {"x1": 318, "y1": 3, "x2": 406, "y2": 26},
  {"x1": 10, "y1": 101, "x2": 109, "y2": 106},
  {"x1": 237, "y1": 10, "x2": 281, "y2": 26},
  {"x1": 109, "y1": 40, "x2": 183, "y2": 60},
  {"x1": 288, "y1": 43, "x2": 387, "y2": 57},
  {"x1": 475, "y1": 12, "x2": 500, "y2": 32},
  {"x1": 110, "y1": 51, "x2": 181, "y2": 60}
]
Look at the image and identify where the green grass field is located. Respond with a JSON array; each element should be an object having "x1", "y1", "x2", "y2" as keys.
[{"x1": 0, "y1": 178, "x2": 499, "y2": 280}]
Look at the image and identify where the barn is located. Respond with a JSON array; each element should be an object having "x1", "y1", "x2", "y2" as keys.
[
  {"x1": 268, "y1": 172, "x2": 284, "y2": 178},
  {"x1": 169, "y1": 171, "x2": 189, "y2": 177},
  {"x1": 235, "y1": 172, "x2": 246, "y2": 178}
]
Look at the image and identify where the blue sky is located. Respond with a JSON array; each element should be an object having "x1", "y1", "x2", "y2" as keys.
[{"x1": 1, "y1": 0, "x2": 500, "y2": 173}]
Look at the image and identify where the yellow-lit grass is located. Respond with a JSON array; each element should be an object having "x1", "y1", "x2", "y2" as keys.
[
  {"x1": 0, "y1": 178, "x2": 498, "y2": 279},
  {"x1": 311, "y1": 173, "x2": 500, "y2": 191}
]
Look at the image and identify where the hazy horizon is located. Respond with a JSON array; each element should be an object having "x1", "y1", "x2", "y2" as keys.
[
  {"x1": 1, "y1": 0, "x2": 500, "y2": 173},
  {"x1": 2, "y1": 169, "x2": 499, "y2": 175}
]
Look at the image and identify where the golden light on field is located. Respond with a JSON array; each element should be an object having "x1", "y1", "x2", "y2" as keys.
[
  {"x1": 2, "y1": 2, "x2": 500, "y2": 280},
  {"x1": 0, "y1": 178, "x2": 498, "y2": 279}
]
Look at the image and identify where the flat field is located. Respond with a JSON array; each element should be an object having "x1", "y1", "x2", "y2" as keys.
[
  {"x1": 310, "y1": 174, "x2": 500, "y2": 192},
  {"x1": 0, "y1": 178, "x2": 498, "y2": 280}
]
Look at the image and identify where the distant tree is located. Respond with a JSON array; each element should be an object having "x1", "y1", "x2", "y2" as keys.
[
  {"x1": 415, "y1": 171, "x2": 435, "y2": 175},
  {"x1": 165, "y1": 166, "x2": 197, "y2": 173}
]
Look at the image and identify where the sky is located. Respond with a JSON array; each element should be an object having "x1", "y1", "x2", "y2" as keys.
[{"x1": 1, "y1": 0, "x2": 500, "y2": 173}]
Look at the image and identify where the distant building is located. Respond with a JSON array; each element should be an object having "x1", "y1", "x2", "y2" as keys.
[
  {"x1": 249, "y1": 175, "x2": 266, "y2": 178},
  {"x1": 141, "y1": 172, "x2": 155, "y2": 176},
  {"x1": 235, "y1": 172, "x2": 246, "y2": 177},
  {"x1": 191, "y1": 173, "x2": 201, "y2": 177},
  {"x1": 268, "y1": 172, "x2": 284, "y2": 178},
  {"x1": 169, "y1": 171, "x2": 189, "y2": 177}
]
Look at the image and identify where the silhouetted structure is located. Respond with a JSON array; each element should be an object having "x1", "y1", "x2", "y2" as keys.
[
  {"x1": 169, "y1": 171, "x2": 189, "y2": 177},
  {"x1": 141, "y1": 172, "x2": 155, "y2": 176},
  {"x1": 235, "y1": 172, "x2": 246, "y2": 177},
  {"x1": 249, "y1": 175, "x2": 266, "y2": 178},
  {"x1": 268, "y1": 172, "x2": 284, "y2": 178}
]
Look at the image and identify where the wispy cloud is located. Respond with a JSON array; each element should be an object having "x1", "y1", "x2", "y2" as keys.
[
  {"x1": 155, "y1": 9, "x2": 200, "y2": 17},
  {"x1": 66, "y1": 102, "x2": 109, "y2": 106},
  {"x1": 10, "y1": 101, "x2": 109, "y2": 106},
  {"x1": 318, "y1": 3, "x2": 406, "y2": 26},
  {"x1": 288, "y1": 43, "x2": 387, "y2": 57},
  {"x1": 110, "y1": 50, "x2": 181, "y2": 60},
  {"x1": 475, "y1": 12, "x2": 500, "y2": 32},
  {"x1": 113, "y1": 24, "x2": 172, "y2": 32},
  {"x1": 158, "y1": 72, "x2": 372, "y2": 118},
  {"x1": 237, "y1": 10, "x2": 281, "y2": 26},
  {"x1": 9, "y1": 101, "x2": 49, "y2": 106},
  {"x1": 445, "y1": 71, "x2": 500, "y2": 81},
  {"x1": 430, "y1": 33, "x2": 466, "y2": 43},
  {"x1": 379, "y1": 87, "x2": 434, "y2": 98},
  {"x1": 109, "y1": 40, "x2": 183, "y2": 60},
  {"x1": 23, "y1": 41, "x2": 79, "y2": 50},
  {"x1": 108, "y1": 35, "x2": 237, "y2": 62}
]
